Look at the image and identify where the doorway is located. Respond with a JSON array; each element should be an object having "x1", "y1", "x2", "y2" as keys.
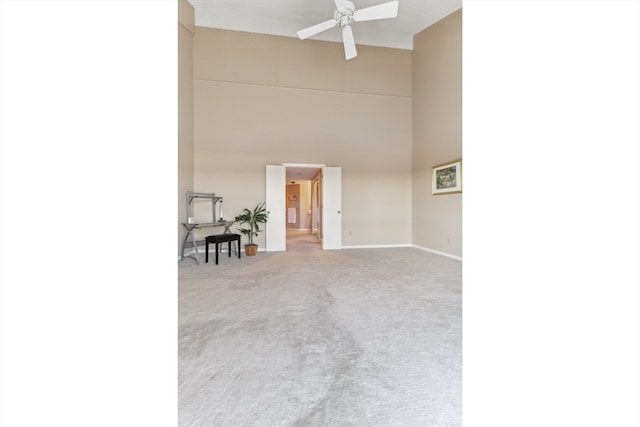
[
  {"x1": 265, "y1": 164, "x2": 342, "y2": 252},
  {"x1": 311, "y1": 176, "x2": 321, "y2": 240},
  {"x1": 286, "y1": 172, "x2": 321, "y2": 252}
]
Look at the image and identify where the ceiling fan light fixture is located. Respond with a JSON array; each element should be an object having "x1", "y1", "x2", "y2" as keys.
[
  {"x1": 334, "y1": 1, "x2": 355, "y2": 27},
  {"x1": 297, "y1": 0, "x2": 399, "y2": 60}
]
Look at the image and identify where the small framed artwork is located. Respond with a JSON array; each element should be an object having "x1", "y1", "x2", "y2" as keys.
[{"x1": 432, "y1": 159, "x2": 462, "y2": 195}]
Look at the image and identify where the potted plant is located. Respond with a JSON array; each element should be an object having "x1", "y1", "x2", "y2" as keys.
[{"x1": 234, "y1": 202, "x2": 268, "y2": 256}]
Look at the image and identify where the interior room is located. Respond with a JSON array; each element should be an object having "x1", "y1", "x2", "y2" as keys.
[
  {"x1": 178, "y1": 0, "x2": 462, "y2": 425},
  {"x1": 178, "y1": 0, "x2": 462, "y2": 257},
  {"x1": 2, "y1": 1, "x2": 638, "y2": 427}
]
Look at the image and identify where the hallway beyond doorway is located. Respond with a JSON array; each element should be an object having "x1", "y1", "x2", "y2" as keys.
[{"x1": 286, "y1": 230, "x2": 321, "y2": 252}]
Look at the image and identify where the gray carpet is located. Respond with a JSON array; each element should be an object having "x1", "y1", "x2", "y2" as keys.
[{"x1": 179, "y1": 246, "x2": 462, "y2": 427}]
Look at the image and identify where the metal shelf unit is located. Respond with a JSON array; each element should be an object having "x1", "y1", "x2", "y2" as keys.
[{"x1": 180, "y1": 191, "x2": 234, "y2": 264}]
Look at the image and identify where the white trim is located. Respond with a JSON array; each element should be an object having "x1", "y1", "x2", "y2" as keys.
[
  {"x1": 412, "y1": 245, "x2": 462, "y2": 261},
  {"x1": 282, "y1": 163, "x2": 326, "y2": 168},
  {"x1": 266, "y1": 164, "x2": 287, "y2": 251},
  {"x1": 180, "y1": 245, "x2": 461, "y2": 260},
  {"x1": 341, "y1": 244, "x2": 412, "y2": 249}
]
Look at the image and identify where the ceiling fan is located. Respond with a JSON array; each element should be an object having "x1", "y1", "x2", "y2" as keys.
[{"x1": 297, "y1": 0, "x2": 399, "y2": 60}]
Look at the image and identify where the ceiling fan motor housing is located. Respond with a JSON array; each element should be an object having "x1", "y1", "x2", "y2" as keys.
[
  {"x1": 297, "y1": 0, "x2": 398, "y2": 60},
  {"x1": 334, "y1": 1, "x2": 355, "y2": 27}
]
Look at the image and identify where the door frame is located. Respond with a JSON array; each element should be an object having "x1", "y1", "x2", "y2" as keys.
[{"x1": 266, "y1": 163, "x2": 342, "y2": 251}]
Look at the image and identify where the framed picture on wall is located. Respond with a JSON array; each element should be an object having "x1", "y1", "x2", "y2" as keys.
[{"x1": 432, "y1": 160, "x2": 462, "y2": 195}]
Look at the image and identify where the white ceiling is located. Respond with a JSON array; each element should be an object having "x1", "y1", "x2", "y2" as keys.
[{"x1": 187, "y1": 0, "x2": 462, "y2": 50}]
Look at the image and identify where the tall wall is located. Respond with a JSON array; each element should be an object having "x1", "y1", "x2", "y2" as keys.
[
  {"x1": 192, "y1": 28, "x2": 413, "y2": 248},
  {"x1": 178, "y1": 0, "x2": 194, "y2": 254},
  {"x1": 412, "y1": 9, "x2": 463, "y2": 257}
]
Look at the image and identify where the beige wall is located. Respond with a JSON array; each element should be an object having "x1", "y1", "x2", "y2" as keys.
[
  {"x1": 192, "y1": 28, "x2": 413, "y2": 248},
  {"x1": 180, "y1": 10, "x2": 463, "y2": 255},
  {"x1": 412, "y1": 9, "x2": 463, "y2": 257},
  {"x1": 178, "y1": 0, "x2": 194, "y2": 253}
]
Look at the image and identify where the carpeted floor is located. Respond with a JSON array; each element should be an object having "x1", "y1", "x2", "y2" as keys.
[
  {"x1": 286, "y1": 230, "x2": 322, "y2": 252},
  {"x1": 179, "y1": 246, "x2": 461, "y2": 427}
]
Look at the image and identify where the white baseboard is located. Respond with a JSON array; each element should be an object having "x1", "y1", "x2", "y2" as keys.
[
  {"x1": 341, "y1": 244, "x2": 413, "y2": 249},
  {"x1": 412, "y1": 245, "x2": 462, "y2": 261},
  {"x1": 180, "y1": 244, "x2": 461, "y2": 261}
]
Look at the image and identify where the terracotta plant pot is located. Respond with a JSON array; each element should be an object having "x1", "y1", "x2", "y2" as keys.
[{"x1": 245, "y1": 244, "x2": 258, "y2": 256}]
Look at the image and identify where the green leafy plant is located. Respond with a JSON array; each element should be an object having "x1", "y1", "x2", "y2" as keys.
[{"x1": 234, "y1": 202, "x2": 268, "y2": 246}]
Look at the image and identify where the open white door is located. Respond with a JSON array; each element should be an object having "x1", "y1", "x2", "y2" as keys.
[
  {"x1": 265, "y1": 165, "x2": 286, "y2": 251},
  {"x1": 322, "y1": 166, "x2": 342, "y2": 249}
]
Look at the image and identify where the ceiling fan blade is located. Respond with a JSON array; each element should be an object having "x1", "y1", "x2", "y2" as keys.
[
  {"x1": 334, "y1": 0, "x2": 349, "y2": 11},
  {"x1": 353, "y1": 0, "x2": 398, "y2": 22},
  {"x1": 342, "y1": 25, "x2": 357, "y2": 60},
  {"x1": 297, "y1": 19, "x2": 338, "y2": 39}
]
